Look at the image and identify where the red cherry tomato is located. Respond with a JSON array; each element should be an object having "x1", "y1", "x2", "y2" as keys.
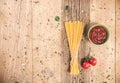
[
  {"x1": 82, "y1": 62, "x2": 90, "y2": 69},
  {"x1": 89, "y1": 58, "x2": 97, "y2": 66}
]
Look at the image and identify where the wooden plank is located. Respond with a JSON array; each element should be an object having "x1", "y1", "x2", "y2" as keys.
[
  {"x1": 62, "y1": 0, "x2": 88, "y2": 83},
  {"x1": 32, "y1": 0, "x2": 62, "y2": 83},
  {"x1": 78, "y1": 0, "x2": 90, "y2": 83},
  {"x1": 61, "y1": 0, "x2": 72, "y2": 83},
  {"x1": 80, "y1": 0, "x2": 90, "y2": 23},
  {"x1": 62, "y1": 0, "x2": 91, "y2": 82},
  {"x1": 90, "y1": 0, "x2": 115, "y2": 83},
  {"x1": 0, "y1": 0, "x2": 117, "y2": 83},
  {"x1": 116, "y1": 0, "x2": 120, "y2": 83},
  {"x1": 0, "y1": 0, "x2": 32, "y2": 83}
]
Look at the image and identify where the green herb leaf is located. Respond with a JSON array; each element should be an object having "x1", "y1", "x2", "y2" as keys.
[
  {"x1": 55, "y1": 16, "x2": 60, "y2": 22},
  {"x1": 65, "y1": 5, "x2": 69, "y2": 12}
]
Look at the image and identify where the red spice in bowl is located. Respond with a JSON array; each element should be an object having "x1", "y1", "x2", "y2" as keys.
[{"x1": 89, "y1": 25, "x2": 109, "y2": 45}]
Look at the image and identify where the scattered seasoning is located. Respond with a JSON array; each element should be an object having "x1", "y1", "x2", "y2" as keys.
[
  {"x1": 55, "y1": 16, "x2": 60, "y2": 22},
  {"x1": 25, "y1": 51, "x2": 27, "y2": 55},
  {"x1": 36, "y1": 47, "x2": 39, "y2": 50},
  {"x1": 81, "y1": 81, "x2": 85, "y2": 83},
  {"x1": 40, "y1": 60, "x2": 43, "y2": 64},
  {"x1": 24, "y1": 47, "x2": 27, "y2": 49},
  {"x1": 54, "y1": 51, "x2": 57, "y2": 54},
  {"x1": 110, "y1": 19, "x2": 113, "y2": 21},
  {"x1": 4, "y1": 3, "x2": 7, "y2": 5},
  {"x1": 17, "y1": 56, "x2": 19, "y2": 58},
  {"x1": 48, "y1": 19, "x2": 50, "y2": 22},
  {"x1": 103, "y1": 82, "x2": 107, "y2": 83},
  {"x1": 106, "y1": 75, "x2": 110, "y2": 79},
  {"x1": 12, "y1": 58, "x2": 15, "y2": 61},
  {"x1": 37, "y1": 74, "x2": 39, "y2": 76},
  {"x1": 9, "y1": 55, "x2": 11, "y2": 58},
  {"x1": 106, "y1": 20, "x2": 109, "y2": 23},
  {"x1": 22, "y1": 64, "x2": 25, "y2": 66},
  {"x1": 91, "y1": 80, "x2": 93, "y2": 82},
  {"x1": 33, "y1": 1, "x2": 39, "y2": 4},
  {"x1": 81, "y1": 10, "x2": 84, "y2": 13},
  {"x1": 104, "y1": 8, "x2": 106, "y2": 9},
  {"x1": 65, "y1": 5, "x2": 69, "y2": 12},
  {"x1": 99, "y1": 7, "x2": 102, "y2": 9},
  {"x1": 56, "y1": 23, "x2": 60, "y2": 28},
  {"x1": 15, "y1": 81, "x2": 19, "y2": 83}
]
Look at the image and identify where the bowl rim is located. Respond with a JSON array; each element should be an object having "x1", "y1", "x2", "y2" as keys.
[{"x1": 88, "y1": 24, "x2": 110, "y2": 45}]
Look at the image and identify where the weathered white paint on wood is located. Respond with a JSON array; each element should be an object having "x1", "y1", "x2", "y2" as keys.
[
  {"x1": 0, "y1": 0, "x2": 119, "y2": 83},
  {"x1": 32, "y1": 0, "x2": 62, "y2": 83},
  {"x1": 90, "y1": 0, "x2": 115, "y2": 83},
  {"x1": 116, "y1": 0, "x2": 120, "y2": 82},
  {"x1": 0, "y1": 0, "x2": 32, "y2": 83}
]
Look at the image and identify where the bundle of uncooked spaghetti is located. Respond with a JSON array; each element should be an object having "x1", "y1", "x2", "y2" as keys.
[{"x1": 65, "y1": 21, "x2": 84, "y2": 75}]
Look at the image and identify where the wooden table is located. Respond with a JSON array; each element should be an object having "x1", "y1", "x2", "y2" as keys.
[{"x1": 0, "y1": 0, "x2": 119, "y2": 83}]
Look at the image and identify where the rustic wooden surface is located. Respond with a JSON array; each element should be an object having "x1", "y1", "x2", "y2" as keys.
[
  {"x1": 0, "y1": 0, "x2": 119, "y2": 83},
  {"x1": 32, "y1": 0, "x2": 62, "y2": 83},
  {"x1": 0, "y1": 0, "x2": 32, "y2": 83},
  {"x1": 89, "y1": 0, "x2": 115, "y2": 83},
  {"x1": 116, "y1": 0, "x2": 120, "y2": 83}
]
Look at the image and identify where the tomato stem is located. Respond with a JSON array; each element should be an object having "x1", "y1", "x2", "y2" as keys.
[{"x1": 88, "y1": 47, "x2": 91, "y2": 56}]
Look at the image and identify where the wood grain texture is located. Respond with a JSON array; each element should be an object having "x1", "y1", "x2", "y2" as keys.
[
  {"x1": 79, "y1": 0, "x2": 91, "y2": 83},
  {"x1": 61, "y1": 0, "x2": 72, "y2": 83},
  {"x1": 0, "y1": 0, "x2": 119, "y2": 83},
  {"x1": 32, "y1": 0, "x2": 62, "y2": 83},
  {"x1": 116, "y1": 0, "x2": 120, "y2": 83},
  {"x1": 90, "y1": 0, "x2": 115, "y2": 83},
  {"x1": 0, "y1": 0, "x2": 32, "y2": 83},
  {"x1": 62, "y1": 0, "x2": 90, "y2": 83}
]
